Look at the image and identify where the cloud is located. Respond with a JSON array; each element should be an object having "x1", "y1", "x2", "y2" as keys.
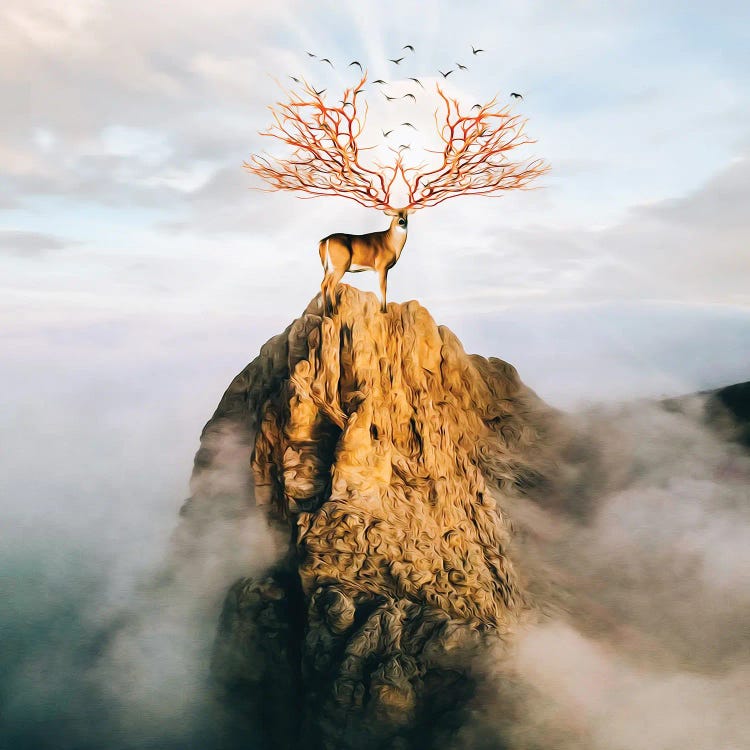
[
  {"x1": 0, "y1": 229, "x2": 72, "y2": 255},
  {"x1": 0, "y1": 313, "x2": 284, "y2": 748},
  {"x1": 423, "y1": 155, "x2": 750, "y2": 310},
  {"x1": 455, "y1": 397, "x2": 750, "y2": 749},
  {"x1": 0, "y1": 0, "x2": 289, "y2": 212},
  {"x1": 586, "y1": 156, "x2": 750, "y2": 305}
]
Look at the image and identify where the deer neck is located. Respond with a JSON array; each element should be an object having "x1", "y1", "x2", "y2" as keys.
[{"x1": 388, "y1": 220, "x2": 408, "y2": 259}]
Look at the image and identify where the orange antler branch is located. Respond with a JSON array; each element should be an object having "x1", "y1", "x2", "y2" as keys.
[
  {"x1": 244, "y1": 74, "x2": 403, "y2": 210},
  {"x1": 400, "y1": 87, "x2": 549, "y2": 209},
  {"x1": 246, "y1": 78, "x2": 547, "y2": 212}
]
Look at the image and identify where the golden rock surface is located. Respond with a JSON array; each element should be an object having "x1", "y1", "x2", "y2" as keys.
[{"x1": 189, "y1": 285, "x2": 564, "y2": 749}]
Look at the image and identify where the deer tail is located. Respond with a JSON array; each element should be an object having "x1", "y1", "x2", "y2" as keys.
[{"x1": 319, "y1": 238, "x2": 331, "y2": 272}]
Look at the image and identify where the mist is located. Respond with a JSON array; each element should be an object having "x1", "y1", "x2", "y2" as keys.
[
  {"x1": 1, "y1": 303, "x2": 748, "y2": 748},
  {"x1": 0, "y1": 309, "x2": 281, "y2": 749},
  {"x1": 458, "y1": 398, "x2": 750, "y2": 749}
]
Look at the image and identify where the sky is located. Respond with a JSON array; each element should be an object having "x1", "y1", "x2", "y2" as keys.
[
  {"x1": 2, "y1": 0, "x2": 749, "y2": 407},
  {"x1": 1, "y1": 3, "x2": 749, "y2": 747}
]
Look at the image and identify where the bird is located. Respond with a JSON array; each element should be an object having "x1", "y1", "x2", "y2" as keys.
[
  {"x1": 401, "y1": 93, "x2": 416, "y2": 102},
  {"x1": 289, "y1": 75, "x2": 301, "y2": 83},
  {"x1": 471, "y1": 103, "x2": 482, "y2": 110},
  {"x1": 401, "y1": 122, "x2": 417, "y2": 130},
  {"x1": 306, "y1": 51, "x2": 316, "y2": 57},
  {"x1": 456, "y1": 62, "x2": 468, "y2": 70},
  {"x1": 349, "y1": 60, "x2": 363, "y2": 71},
  {"x1": 510, "y1": 92, "x2": 523, "y2": 99},
  {"x1": 471, "y1": 46, "x2": 484, "y2": 55},
  {"x1": 320, "y1": 58, "x2": 334, "y2": 67},
  {"x1": 398, "y1": 144, "x2": 410, "y2": 151},
  {"x1": 403, "y1": 44, "x2": 415, "y2": 52},
  {"x1": 382, "y1": 129, "x2": 394, "y2": 137},
  {"x1": 390, "y1": 57, "x2": 404, "y2": 64},
  {"x1": 439, "y1": 69, "x2": 453, "y2": 78},
  {"x1": 383, "y1": 93, "x2": 398, "y2": 101},
  {"x1": 339, "y1": 100, "x2": 354, "y2": 109},
  {"x1": 372, "y1": 79, "x2": 387, "y2": 85},
  {"x1": 313, "y1": 87, "x2": 326, "y2": 96},
  {"x1": 407, "y1": 77, "x2": 424, "y2": 88}
]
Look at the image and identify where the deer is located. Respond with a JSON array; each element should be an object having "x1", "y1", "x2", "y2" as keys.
[
  {"x1": 319, "y1": 208, "x2": 414, "y2": 314},
  {"x1": 245, "y1": 73, "x2": 548, "y2": 312}
]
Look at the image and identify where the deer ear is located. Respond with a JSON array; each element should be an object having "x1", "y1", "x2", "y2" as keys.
[
  {"x1": 383, "y1": 209, "x2": 397, "y2": 216},
  {"x1": 406, "y1": 208, "x2": 416, "y2": 215}
]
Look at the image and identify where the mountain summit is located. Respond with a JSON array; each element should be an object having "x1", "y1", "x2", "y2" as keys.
[{"x1": 180, "y1": 286, "x2": 568, "y2": 748}]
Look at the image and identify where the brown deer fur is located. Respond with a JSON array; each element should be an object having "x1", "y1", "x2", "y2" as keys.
[{"x1": 318, "y1": 208, "x2": 413, "y2": 314}]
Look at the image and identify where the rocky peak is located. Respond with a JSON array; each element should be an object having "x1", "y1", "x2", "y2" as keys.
[{"x1": 183, "y1": 285, "x2": 563, "y2": 749}]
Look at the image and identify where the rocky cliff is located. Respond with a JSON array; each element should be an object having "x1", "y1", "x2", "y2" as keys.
[{"x1": 177, "y1": 286, "x2": 581, "y2": 749}]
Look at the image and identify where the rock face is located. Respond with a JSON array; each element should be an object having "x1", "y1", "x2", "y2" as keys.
[
  {"x1": 705, "y1": 380, "x2": 750, "y2": 447},
  {"x1": 182, "y1": 286, "x2": 564, "y2": 749}
]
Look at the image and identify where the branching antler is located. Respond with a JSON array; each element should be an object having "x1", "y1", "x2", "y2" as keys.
[
  {"x1": 246, "y1": 77, "x2": 548, "y2": 211},
  {"x1": 244, "y1": 75, "x2": 403, "y2": 210},
  {"x1": 400, "y1": 87, "x2": 549, "y2": 209}
]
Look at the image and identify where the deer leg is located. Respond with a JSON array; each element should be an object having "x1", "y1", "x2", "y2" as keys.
[
  {"x1": 321, "y1": 271, "x2": 331, "y2": 315},
  {"x1": 327, "y1": 266, "x2": 346, "y2": 313},
  {"x1": 378, "y1": 268, "x2": 388, "y2": 313}
]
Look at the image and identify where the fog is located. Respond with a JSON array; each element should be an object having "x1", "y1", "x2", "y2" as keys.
[
  {"x1": 458, "y1": 399, "x2": 750, "y2": 749},
  {"x1": 1, "y1": 310, "x2": 276, "y2": 748},
  {"x1": 1, "y1": 302, "x2": 748, "y2": 748}
]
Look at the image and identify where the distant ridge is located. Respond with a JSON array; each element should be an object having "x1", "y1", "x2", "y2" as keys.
[{"x1": 706, "y1": 380, "x2": 750, "y2": 446}]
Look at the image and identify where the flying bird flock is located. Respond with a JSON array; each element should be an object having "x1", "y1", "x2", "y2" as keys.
[
  {"x1": 249, "y1": 43, "x2": 547, "y2": 315},
  {"x1": 291, "y1": 44, "x2": 525, "y2": 153}
]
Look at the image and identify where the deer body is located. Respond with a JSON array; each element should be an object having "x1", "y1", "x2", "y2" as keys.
[{"x1": 319, "y1": 208, "x2": 412, "y2": 313}]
